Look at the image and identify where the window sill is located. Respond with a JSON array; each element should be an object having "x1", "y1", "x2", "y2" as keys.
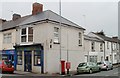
[
  {"x1": 34, "y1": 64, "x2": 41, "y2": 66},
  {"x1": 17, "y1": 64, "x2": 22, "y2": 65},
  {"x1": 53, "y1": 42, "x2": 60, "y2": 44},
  {"x1": 78, "y1": 44, "x2": 82, "y2": 46}
]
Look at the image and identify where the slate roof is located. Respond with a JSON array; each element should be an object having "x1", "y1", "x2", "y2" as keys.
[
  {"x1": 84, "y1": 35, "x2": 104, "y2": 42},
  {"x1": 1, "y1": 10, "x2": 85, "y2": 31},
  {"x1": 1, "y1": 15, "x2": 31, "y2": 31},
  {"x1": 94, "y1": 33, "x2": 120, "y2": 43}
]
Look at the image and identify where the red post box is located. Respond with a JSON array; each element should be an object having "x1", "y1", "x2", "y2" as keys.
[{"x1": 61, "y1": 60, "x2": 65, "y2": 75}]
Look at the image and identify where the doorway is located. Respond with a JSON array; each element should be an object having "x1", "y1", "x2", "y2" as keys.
[{"x1": 24, "y1": 51, "x2": 32, "y2": 72}]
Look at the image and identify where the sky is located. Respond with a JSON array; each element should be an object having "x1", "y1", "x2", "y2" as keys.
[{"x1": 0, "y1": 0, "x2": 119, "y2": 37}]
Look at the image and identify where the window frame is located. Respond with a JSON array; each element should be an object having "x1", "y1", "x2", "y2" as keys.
[
  {"x1": 91, "y1": 41, "x2": 95, "y2": 52},
  {"x1": 20, "y1": 27, "x2": 33, "y2": 43},
  {"x1": 78, "y1": 32, "x2": 82, "y2": 46},
  {"x1": 53, "y1": 27, "x2": 60, "y2": 44},
  {"x1": 34, "y1": 50, "x2": 41, "y2": 66},
  {"x1": 17, "y1": 51, "x2": 22, "y2": 65},
  {"x1": 100, "y1": 43, "x2": 103, "y2": 52},
  {"x1": 107, "y1": 41, "x2": 109, "y2": 49},
  {"x1": 3, "y1": 33, "x2": 12, "y2": 43}
]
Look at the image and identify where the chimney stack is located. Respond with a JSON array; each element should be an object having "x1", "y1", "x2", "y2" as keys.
[
  {"x1": 12, "y1": 14, "x2": 21, "y2": 21},
  {"x1": 32, "y1": 2, "x2": 43, "y2": 15}
]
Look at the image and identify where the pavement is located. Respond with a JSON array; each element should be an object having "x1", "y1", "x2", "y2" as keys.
[{"x1": 6, "y1": 64, "x2": 119, "y2": 76}]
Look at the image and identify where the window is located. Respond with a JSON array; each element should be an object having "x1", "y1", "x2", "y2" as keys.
[
  {"x1": 17, "y1": 51, "x2": 22, "y2": 65},
  {"x1": 21, "y1": 27, "x2": 33, "y2": 42},
  {"x1": 107, "y1": 42, "x2": 109, "y2": 49},
  {"x1": 78, "y1": 32, "x2": 82, "y2": 46},
  {"x1": 54, "y1": 27, "x2": 59, "y2": 43},
  {"x1": 89, "y1": 56, "x2": 97, "y2": 62},
  {"x1": 100, "y1": 43, "x2": 103, "y2": 52},
  {"x1": 28, "y1": 27, "x2": 33, "y2": 42},
  {"x1": 91, "y1": 42, "x2": 95, "y2": 52},
  {"x1": 21, "y1": 28, "x2": 27, "y2": 42},
  {"x1": 34, "y1": 51, "x2": 41, "y2": 66},
  {"x1": 114, "y1": 54, "x2": 117, "y2": 60},
  {"x1": 3, "y1": 33, "x2": 12, "y2": 43}
]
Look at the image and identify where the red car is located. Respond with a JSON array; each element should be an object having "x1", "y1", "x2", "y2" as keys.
[{"x1": 0, "y1": 60, "x2": 14, "y2": 73}]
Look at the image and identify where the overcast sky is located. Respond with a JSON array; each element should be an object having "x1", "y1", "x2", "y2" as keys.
[{"x1": 0, "y1": 0, "x2": 119, "y2": 37}]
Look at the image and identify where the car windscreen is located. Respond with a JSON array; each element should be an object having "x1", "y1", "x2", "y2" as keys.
[
  {"x1": 97, "y1": 62, "x2": 102, "y2": 65},
  {"x1": 78, "y1": 63, "x2": 87, "y2": 67},
  {"x1": 4, "y1": 61, "x2": 12, "y2": 65}
]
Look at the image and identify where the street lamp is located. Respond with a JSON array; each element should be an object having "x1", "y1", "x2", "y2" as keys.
[{"x1": 59, "y1": 0, "x2": 62, "y2": 75}]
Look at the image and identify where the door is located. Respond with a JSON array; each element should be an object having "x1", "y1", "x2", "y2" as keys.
[{"x1": 24, "y1": 51, "x2": 32, "y2": 72}]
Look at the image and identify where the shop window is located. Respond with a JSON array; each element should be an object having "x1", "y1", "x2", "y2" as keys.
[
  {"x1": 17, "y1": 51, "x2": 22, "y2": 65},
  {"x1": 89, "y1": 56, "x2": 97, "y2": 62},
  {"x1": 34, "y1": 51, "x2": 41, "y2": 66}
]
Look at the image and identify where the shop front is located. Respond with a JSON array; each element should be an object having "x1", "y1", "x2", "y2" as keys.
[{"x1": 14, "y1": 44, "x2": 44, "y2": 73}]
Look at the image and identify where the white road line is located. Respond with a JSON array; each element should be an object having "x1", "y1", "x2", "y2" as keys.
[
  {"x1": 114, "y1": 72, "x2": 118, "y2": 74},
  {"x1": 105, "y1": 75, "x2": 109, "y2": 76}
]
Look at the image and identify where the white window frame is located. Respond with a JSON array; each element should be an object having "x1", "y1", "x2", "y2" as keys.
[
  {"x1": 100, "y1": 43, "x2": 103, "y2": 52},
  {"x1": 3, "y1": 33, "x2": 12, "y2": 43},
  {"x1": 20, "y1": 27, "x2": 33, "y2": 43},
  {"x1": 107, "y1": 41, "x2": 109, "y2": 49},
  {"x1": 78, "y1": 32, "x2": 82, "y2": 46},
  {"x1": 53, "y1": 27, "x2": 59, "y2": 44},
  {"x1": 91, "y1": 41, "x2": 95, "y2": 52}
]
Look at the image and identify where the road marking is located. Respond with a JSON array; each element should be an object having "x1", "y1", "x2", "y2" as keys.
[
  {"x1": 114, "y1": 72, "x2": 118, "y2": 74},
  {"x1": 105, "y1": 75, "x2": 109, "y2": 76}
]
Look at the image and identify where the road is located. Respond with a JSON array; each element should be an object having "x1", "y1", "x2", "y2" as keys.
[
  {"x1": 1, "y1": 67, "x2": 120, "y2": 78},
  {"x1": 76, "y1": 68, "x2": 119, "y2": 76}
]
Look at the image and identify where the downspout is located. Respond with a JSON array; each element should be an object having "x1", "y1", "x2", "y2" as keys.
[
  {"x1": 104, "y1": 41, "x2": 105, "y2": 61},
  {"x1": 111, "y1": 42, "x2": 113, "y2": 64}
]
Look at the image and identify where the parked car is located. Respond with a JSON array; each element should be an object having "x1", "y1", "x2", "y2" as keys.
[
  {"x1": 0, "y1": 60, "x2": 14, "y2": 73},
  {"x1": 97, "y1": 61, "x2": 113, "y2": 70},
  {"x1": 77, "y1": 62, "x2": 101, "y2": 74}
]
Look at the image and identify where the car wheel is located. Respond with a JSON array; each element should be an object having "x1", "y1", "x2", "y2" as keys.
[
  {"x1": 89, "y1": 69, "x2": 93, "y2": 74},
  {"x1": 106, "y1": 67, "x2": 109, "y2": 71},
  {"x1": 9, "y1": 71, "x2": 14, "y2": 74},
  {"x1": 99, "y1": 68, "x2": 101, "y2": 72},
  {"x1": 111, "y1": 67, "x2": 113, "y2": 70}
]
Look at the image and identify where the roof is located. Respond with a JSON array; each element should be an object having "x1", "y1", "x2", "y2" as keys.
[
  {"x1": 1, "y1": 10, "x2": 85, "y2": 31},
  {"x1": 84, "y1": 35, "x2": 104, "y2": 42},
  {"x1": 1, "y1": 15, "x2": 31, "y2": 31},
  {"x1": 93, "y1": 32, "x2": 120, "y2": 43}
]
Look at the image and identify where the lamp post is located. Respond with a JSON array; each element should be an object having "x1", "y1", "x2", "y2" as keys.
[{"x1": 59, "y1": 0, "x2": 62, "y2": 75}]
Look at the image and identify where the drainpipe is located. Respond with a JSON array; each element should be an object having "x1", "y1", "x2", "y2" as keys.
[
  {"x1": 111, "y1": 42, "x2": 113, "y2": 64},
  {"x1": 104, "y1": 41, "x2": 105, "y2": 61}
]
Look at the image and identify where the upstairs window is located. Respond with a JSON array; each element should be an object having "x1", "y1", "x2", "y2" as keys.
[
  {"x1": 91, "y1": 42, "x2": 95, "y2": 52},
  {"x1": 107, "y1": 42, "x2": 109, "y2": 49},
  {"x1": 100, "y1": 43, "x2": 103, "y2": 52},
  {"x1": 78, "y1": 32, "x2": 82, "y2": 46},
  {"x1": 54, "y1": 27, "x2": 59, "y2": 43},
  {"x1": 21, "y1": 27, "x2": 33, "y2": 42},
  {"x1": 21, "y1": 28, "x2": 27, "y2": 42},
  {"x1": 28, "y1": 27, "x2": 33, "y2": 42},
  {"x1": 3, "y1": 33, "x2": 12, "y2": 43}
]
